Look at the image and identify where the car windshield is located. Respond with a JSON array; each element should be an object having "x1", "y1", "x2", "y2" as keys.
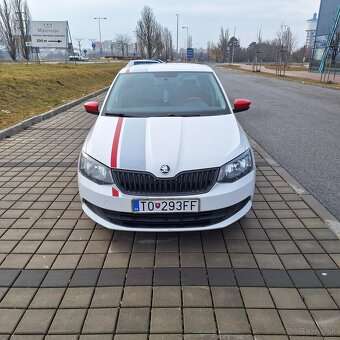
[{"x1": 103, "y1": 71, "x2": 230, "y2": 117}]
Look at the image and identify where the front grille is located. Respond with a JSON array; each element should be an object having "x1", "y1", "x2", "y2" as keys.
[
  {"x1": 112, "y1": 168, "x2": 219, "y2": 196},
  {"x1": 84, "y1": 197, "x2": 250, "y2": 229}
]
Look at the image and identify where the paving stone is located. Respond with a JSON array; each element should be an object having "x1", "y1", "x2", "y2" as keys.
[
  {"x1": 0, "y1": 269, "x2": 20, "y2": 286},
  {"x1": 248, "y1": 240, "x2": 275, "y2": 254},
  {"x1": 225, "y1": 239, "x2": 251, "y2": 253},
  {"x1": 69, "y1": 268, "x2": 100, "y2": 287},
  {"x1": 215, "y1": 308, "x2": 250, "y2": 334},
  {"x1": 121, "y1": 286, "x2": 152, "y2": 307},
  {"x1": 255, "y1": 254, "x2": 284, "y2": 269},
  {"x1": 180, "y1": 252, "x2": 204, "y2": 267},
  {"x1": 181, "y1": 268, "x2": 208, "y2": 286},
  {"x1": 91, "y1": 287, "x2": 123, "y2": 307},
  {"x1": 26, "y1": 254, "x2": 56, "y2": 269},
  {"x1": 14, "y1": 309, "x2": 55, "y2": 334},
  {"x1": 234, "y1": 269, "x2": 265, "y2": 286},
  {"x1": 114, "y1": 335, "x2": 147, "y2": 340},
  {"x1": 295, "y1": 240, "x2": 325, "y2": 254},
  {"x1": 311, "y1": 310, "x2": 340, "y2": 336},
  {"x1": 185, "y1": 336, "x2": 218, "y2": 340},
  {"x1": 288, "y1": 270, "x2": 323, "y2": 288},
  {"x1": 153, "y1": 268, "x2": 180, "y2": 286},
  {"x1": 266, "y1": 229, "x2": 291, "y2": 241},
  {"x1": 207, "y1": 268, "x2": 236, "y2": 286},
  {"x1": 315, "y1": 270, "x2": 340, "y2": 287},
  {"x1": 29, "y1": 288, "x2": 65, "y2": 308},
  {"x1": 182, "y1": 286, "x2": 212, "y2": 307},
  {"x1": 305, "y1": 253, "x2": 338, "y2": 269},
  {"x1": 49, "y1": 308, "x2": 87, "y2": 334},
  {"x1": 310, "y1": 228, "x2": 338, "y2": 240},
  {"x1": 261, "y1": 270, "x2": 294, "y2": 288},
  {"x1": 103, "y1": 253, "x2": 130, "y2": 268},
  {"x1": 247, "y1": 309, "x2": 285, "y2": 334},
  {"x1": 129, "y1": 253, "x2": 154, "y2": 268},
  {"x1": 280, "y1": 254, "x2": 311, "y2": 269},
  {"x1": 97, "y1": 269, "x2": 126, "y2": 286},
  {"x1": 60, "y1": 287, "x2": 93, "y2": 308},
  {"x1": 279, "y1": 310, "x2": 320, "y2": 336},
  {"x1": 13, "y1": 269, "x2": 47, "y2": 287},
  {"x1": 211, "y1": 287, "x2": 243, "y2": 308},
  {"x1": 0, "y1": 309, "x2": 24, "y2": 333},
  {"x1": 41, "y1": 269, "x2": 73, "y2": 287},
  {"x1": 80, "y1": 335, "x2": 113, "y2": 340},
  {"x1": 152, "y1": 286, "x2": 181, "y2": 307},
  {"x1": 240, "y1": 287, "x2": 274, "y2": 308},
  {"x1": 150, "y1": 308, "x2": 182, "y2": 333},
  {"x1": 272, "y1": 241, "x2": 300, "y2": 254},
  {"x1": 299, "y1": 288, "x2": 337, "y2": 309},
  {"x1": 0, "y1": 288, "x2": 36, "y2": 308},
  {"x1": 116, "y1": 308, "x2": 150, "y2": 334},
  {"x1": 230, "y1": 253, "x2": 258, "y2": 268},
  {"x1": 82, "y1": 308, "x2": 118, "y2": 334},
  {"x1": 319, "y1": 241, "x2": 340, "y2": 253},
  {"x1": 184, "y1": 308, "x2": 216, "y2": 334},
  {"x1": 204, "y1": 252, "x2": 231, "y2": 268},
  {"x1": 52, "y1": 254, "x2": 81, "y2": 269},
  {"x1": 0, "y1": 254, "x2": 32, "y2": 269},
  {"x1": 154, "y1": 252, "x2": 179, "y2": 267},
  {"x1": 269, "y1": 288, "x2": 305, "y2": 309},
  {"x1": 125, "y1": 268, "x2": 153, "y2": 286}
]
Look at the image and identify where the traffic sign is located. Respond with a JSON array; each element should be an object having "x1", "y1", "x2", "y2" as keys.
[
  {"x1": 83, "y1": 49, "x2": 88, "y2": 55},
  {"x1": 29, "y1": 21, "x2": 67, "y2": 48},
  {"x1": 187, "y1": 48, "x2": 194, "y2": 60},
  {"x1": 92, "y1": 42, "x2": 96, "y2": 50}
]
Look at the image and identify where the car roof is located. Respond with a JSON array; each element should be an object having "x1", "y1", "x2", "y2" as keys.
[{"x1": 120, "y1": 63, "x2": 213, "y2": 74}]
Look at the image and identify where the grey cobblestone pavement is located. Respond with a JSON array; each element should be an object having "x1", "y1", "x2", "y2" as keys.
[{"x1": 0, "y1": 93, "x2": 340, "y2": 339}]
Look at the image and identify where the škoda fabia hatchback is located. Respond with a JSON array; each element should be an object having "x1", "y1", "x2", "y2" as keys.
[{"x1": 78, "y1": 63, "x2": 255, "y2": 232}]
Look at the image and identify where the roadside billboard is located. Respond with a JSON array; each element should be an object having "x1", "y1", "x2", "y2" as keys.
[{"x1": 29, "y1": 21, "x2": 67, "y2": 49}]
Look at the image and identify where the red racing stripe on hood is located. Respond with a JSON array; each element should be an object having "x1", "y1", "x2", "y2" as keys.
[{"x1": 110, "y1": 117, "x2": 124, "y2": 168}]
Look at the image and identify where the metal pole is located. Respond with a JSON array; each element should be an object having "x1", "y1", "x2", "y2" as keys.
[
  {"x1": 94, "y1": 17, "x2": 107, "y2": 55},
  {"x1": 182, "y1": 26, "x2": 188, "y2": 61},
  {"x1": 231, "y1": 26, "x2": 236, "y2": 64},
  {"x1": 176, "y1": 14, "x2": 179, "y2": 55}
]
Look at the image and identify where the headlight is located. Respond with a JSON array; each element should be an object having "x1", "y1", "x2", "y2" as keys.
[
  {"x1": 218, "y1": 149, "x2": 253, "y2": 183},
  {"x1": 79, "y1": 152, "x2": 114, "y2": 184}
]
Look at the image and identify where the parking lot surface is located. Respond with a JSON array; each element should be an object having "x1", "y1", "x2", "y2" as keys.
[{"x1": 0, "y1": 93, "x2": 340, "y2": 339}]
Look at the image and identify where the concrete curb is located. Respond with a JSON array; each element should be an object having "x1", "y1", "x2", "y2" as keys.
[
  {"x1": 0, "y1": 86, "x2": 109, "y2": 141},
  {"x1": 250, "y1": 136, "x2": 340, "y2": 239}
]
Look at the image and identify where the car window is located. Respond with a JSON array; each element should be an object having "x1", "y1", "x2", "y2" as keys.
[{"x1": 103, "y1": 72, "x2": 231, "y2": 117}]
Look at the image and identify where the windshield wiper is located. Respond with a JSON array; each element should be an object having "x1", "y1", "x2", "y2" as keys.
[{"x1": 104, "y1": 113, "x2": 136, "y2": 117}]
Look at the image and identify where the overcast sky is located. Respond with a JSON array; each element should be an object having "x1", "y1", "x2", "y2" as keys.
[{"x1": 27, "y1": 0, "x2": 320, "y2": 49}]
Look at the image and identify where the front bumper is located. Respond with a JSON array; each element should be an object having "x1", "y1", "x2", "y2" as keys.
[{"x1": 78, "y1": 170, "x2": 255, "y2": 232}]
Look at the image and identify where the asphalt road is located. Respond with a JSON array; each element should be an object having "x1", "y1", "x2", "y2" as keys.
[{"x1": 215, "y1": 67, "x2": 340, "y2": 220}]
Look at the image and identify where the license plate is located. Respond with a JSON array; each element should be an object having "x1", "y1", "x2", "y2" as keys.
[{"x1": 132, "y1": 199, "x2": 200, "y2": 213}]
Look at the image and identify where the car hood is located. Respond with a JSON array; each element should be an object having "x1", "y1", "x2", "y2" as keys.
[{"x1": 83, "y1": 115, "x2": 250, "y2": 177}]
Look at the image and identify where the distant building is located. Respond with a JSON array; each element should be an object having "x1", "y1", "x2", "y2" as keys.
[
  {"x1": 310, "y1": 0, "x2": 340, "y2": 72},
  {"x1": 306, "y1": 13, "x2": 317, "y2": 48}
]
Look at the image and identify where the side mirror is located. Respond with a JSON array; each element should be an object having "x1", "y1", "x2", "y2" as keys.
[
  {"x1": 233, "y1": 99, "x2": 251, "y2": 113},
  {"x1": 84, "y1": 101, "x2": 99, "y2": 115}
]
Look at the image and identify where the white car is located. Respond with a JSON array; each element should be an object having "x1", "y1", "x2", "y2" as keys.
[
  {"x1": 126, "y1": 59, "x2": 163, "y2": 66},
  {"x1": 78, "y1": 63, "x2": 255, "y2": 232}
]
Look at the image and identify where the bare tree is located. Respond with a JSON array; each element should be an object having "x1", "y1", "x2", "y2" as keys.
[
  {"x1": 188, "y1": 35, "x2": 192, "y2": 48},
  {"x1": 161, "y1": 26, "x2": 173, "y2": 61},
  {"x1": 218, "y1": 27, "x2": 229, "y2": 63},
  {"x1": 13, "y1": 0, "x2": 30, "y2": 60},
  {"x1": 0, "y1": 0, "x2": 17, "y2": 60},
  {"x1": 135, "y1": 6, "x2": 160, "y2": 59},
  {"x1": 115, "y1": 33, "x2": 131, "y2": 57},
  {"x1": 277, "y1": 23, "x2": 298, "y2": 56}
]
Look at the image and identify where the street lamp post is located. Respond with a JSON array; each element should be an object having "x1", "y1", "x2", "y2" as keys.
[
  {"x1": 182, "y1": 26, "x2": 188, "y2": 61},
  {"x1": 93, "y1": 17, "x2": 107, "y2": 55},
  {"x1": 176, "y1": 14, "x2": 179, "y2": 56}
]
